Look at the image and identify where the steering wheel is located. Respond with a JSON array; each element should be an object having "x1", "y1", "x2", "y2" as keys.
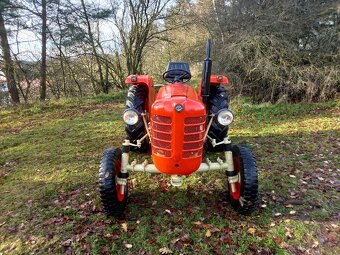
[{"x1": 162, "y1": 69, "x2": 192, "y2": 83}]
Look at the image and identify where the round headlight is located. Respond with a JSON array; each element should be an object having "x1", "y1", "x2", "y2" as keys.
[
  {"x1": 123, "y1": 110, "x2": 139, "y2": 125},
  {"x1": 217, "y1": 109, "x2": 234, "y2": 126}
]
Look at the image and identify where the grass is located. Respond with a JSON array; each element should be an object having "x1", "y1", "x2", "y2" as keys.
[{"x1": 0, "y1": 95, "x2": 339, "y2": 254}]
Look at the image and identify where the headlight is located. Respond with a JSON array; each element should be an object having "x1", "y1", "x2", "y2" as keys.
[
  {"x1": 217, "y1": 109, "x2": 234, "y2": 126},
  {"x1": 123, "y1": 110, "x2": 139, "y2": 125}
]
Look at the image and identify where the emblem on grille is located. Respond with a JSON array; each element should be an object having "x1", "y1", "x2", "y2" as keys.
[{"x1": 175, "y1": 104, "x2": 183, "y2": 112}]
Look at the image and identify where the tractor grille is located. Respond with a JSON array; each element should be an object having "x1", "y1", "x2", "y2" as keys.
[
  {"x1": 183, "y1": 116, "x2": 205, "y2": 158},
  {"x1": 151, "y1": 115, "x2": 172, "y2": 158}
]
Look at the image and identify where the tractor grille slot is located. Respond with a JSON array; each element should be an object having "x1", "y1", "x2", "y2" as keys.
[
  {"x1": 183, "y1": 142, "x2": 203, "y2": 150},
  {"x1": 153, "y1": 139, "x2": 171, "y2": 149},
  {"x1": 182, "y1": 148, "x2": 203, "y2": 159},
  {"x1": 184, "y1": 133, "x2": 204, "y2": 142},
  {"x1": 183, "y1": 116, "x2": 206, "y2": 158},
  {"x1": 152, "y1": 115, "x2": 172, "y2": 124},
  {"x1": 184, "y1": 116, "x2": 206, "y2": 124},
  {"x1": 153, "y1": 148, "x2": 171, "y2": 158},
  {"x1": 153, "y1": 132, "x2": 171, "y2": 141},
  {"x1": 151, "y1": 115, "x2": 172, "y2": 158},
  {"x1": 152, "y1": 122, "x2": 172, "y2": 133},
  {"x1": 184, "y1": 125, "x2": 204, "y2": 134}
]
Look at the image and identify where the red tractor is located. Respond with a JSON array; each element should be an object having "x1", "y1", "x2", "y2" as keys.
[{"x1": 99, "y1": 40, "x2": 258, "y2": 218}]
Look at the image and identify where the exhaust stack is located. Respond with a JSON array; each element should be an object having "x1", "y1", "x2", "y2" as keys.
[{"x1": 201, "y1": 39, "x2": 212, "y2": 106}]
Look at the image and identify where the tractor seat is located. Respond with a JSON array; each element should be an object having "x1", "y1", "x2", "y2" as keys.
[{"x1": 163, "y1": 62, "x2": 191, "y2": 83}]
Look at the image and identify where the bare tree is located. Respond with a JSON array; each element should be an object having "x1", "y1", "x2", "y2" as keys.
[
  {"x1": 113, "y1": 0, "x2": 181, "y2": 74},
  {"x1": 0, "y1": 1, "x2": 20, "y2": 104}
]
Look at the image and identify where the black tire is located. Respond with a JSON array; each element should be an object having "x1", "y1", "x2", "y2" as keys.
[
  {"x1": 228, "y1": 144, "x2": 258, "y2": 215},
  {"x1": 206, "y1": 86, "x2": 229, "y2": 151},
  {"x1": 125, "y1": 85, "x2": 149, "y2": 152},
  {"x1": 99, "y1": 148, "x2": 128, "y2": 218}
]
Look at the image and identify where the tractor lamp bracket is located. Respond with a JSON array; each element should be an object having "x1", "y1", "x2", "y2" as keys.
[
  {"x1": 204, "y1": 114, "x2": 215, "y2": 141},
  {"x1": 126, "y1": 133, "x2": 148, "y2": 148},
  {"x1": 141, "y1": 113, "x2": 151, "y2": 138}
]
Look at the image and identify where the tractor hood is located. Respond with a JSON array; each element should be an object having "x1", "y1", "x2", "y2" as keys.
[
  {"x1": 150, "y1": 83, "x2": 206, "y2": 175},
  {"x1": 156, "y1": 83, "x2": 200, "y2": 100}
]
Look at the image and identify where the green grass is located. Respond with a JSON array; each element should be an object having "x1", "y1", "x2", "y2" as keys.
[{"x1": 0, "y1": 96, "x2": 339, "y2": 254}]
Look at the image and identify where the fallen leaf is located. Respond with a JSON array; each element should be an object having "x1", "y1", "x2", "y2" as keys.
[
  {"x1": 193, "y1": 221, "x2": 202, "y2": 225},
  {"x1": 205, "y1": 229, "x2": 211, "y2": 237},
  {"x1": 247, "y1": 228, "x2": 256, "y2": 234},
  {"x1": 61, "y1": 239, "x2": 73, "y2": 246},
  {"x1": 273, "y1": 236, "x2": 282, "y2": 244},
  {"x1": 289, "y1": 210, "x2": 296, "y2": 215},
  {"x1": 285, "y1": 231, "x2": 292, "y2": 239},
  {"x1": 165, "y1": 209, "x2": 171, "y2": 214},
  {"x1": 210, "y1": 227, "x2": 220, "y2": 233},
  {"x1": 159, "y1": 247, "x2": 173, "y2": 254},
  {"x1": 248, "y1": 243, "x2": 258, "y2": 251},
  {"x1": 124, "y1": 243, "x2": 132, "y2": 249},
  {"x1": 275, "y1": 213, "x2": 282, "y2": 217},
  {"x1": 121, "y1": 223, "x2": 128, "y2": 232}
]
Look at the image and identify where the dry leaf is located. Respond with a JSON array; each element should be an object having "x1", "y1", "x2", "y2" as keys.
[
  {"x1": 285, "y1": 231, "x2": 292, "y2": 239},
  {"x1": 121, "y1": 223, "x2": 128, "y2": 232},
  {"x1": 61, "y1": 239, "x2": 72, "y2": 246},
  {"x1": 124, "y1": 243, "x2": 132, "y2": 249},
  {"x1": 247, "y1": 228, "x2": 256, "y2": 234},
  {"x1": 210, "y1": 227, "x2": 220, "y2": 233},
  {"x1": 159, "y1": 247, "x2": 173, "y2": 254},
  {"x1": 205, "y1": 229, "x2": 211, "y2": 237},
  {"x1": 165, "y1": 209, "x2": 171, "y2": 214},
  {"x1": 289, "y1": 210, "x2": 296, "y2": 215}
]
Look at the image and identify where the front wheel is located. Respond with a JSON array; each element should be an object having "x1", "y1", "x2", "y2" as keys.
[
  {"x1": 99, "y1": 148, "x2": 128, "y2": 218},
  {"x1": 228, "y1": 144, "x2": 258, "y2": 215}
]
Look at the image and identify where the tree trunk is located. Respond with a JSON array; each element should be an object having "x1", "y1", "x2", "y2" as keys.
[
  {"x1": 40, "y1": 0, "x2": 47, "y2": 100},
  {"x1": 80, "y1": 0, "x2": 105, "y2": 93},
  {"x1": 0, "y1": 11, "x2": 20, "y2": 104}
]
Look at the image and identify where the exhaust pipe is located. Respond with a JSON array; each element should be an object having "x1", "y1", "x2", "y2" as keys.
[{"x1": 201, "y1": 39, "x2": 212, "y2": 106}]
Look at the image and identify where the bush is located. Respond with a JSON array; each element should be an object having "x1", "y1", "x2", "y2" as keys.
[{"x1": 219, "y1": 35, "x2": 339, "y2": 103}]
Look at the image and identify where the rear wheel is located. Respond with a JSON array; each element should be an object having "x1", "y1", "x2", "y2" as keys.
[
  {"x1": 99, "y1": 148, "x2": 128, "y2": 218},
  {"x1": 206, "y1": 86, "x2": 229, "y2": 151},
  {"x1": 228, "y1": 144, "x2": 258, "y2": 215},
  {"x1": 125, "y1": 85, "x2": 149, "y2": 151}
]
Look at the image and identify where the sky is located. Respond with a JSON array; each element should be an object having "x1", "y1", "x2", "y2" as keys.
[{"x1": 6, "y1": 0, "x2": 117, "y2": 61}]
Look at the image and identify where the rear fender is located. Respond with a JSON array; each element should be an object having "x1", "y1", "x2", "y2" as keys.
[
  {"x1": 198, "y1": 74, "x2": 229, "y2": 98},
  {"x1": 125, "y1": 75, "x2": 155, "y2": 113}
]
